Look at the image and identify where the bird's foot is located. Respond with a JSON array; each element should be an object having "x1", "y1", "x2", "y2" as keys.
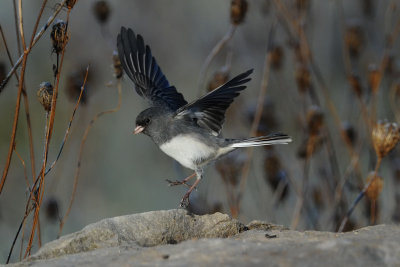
[
  {"x1": 179, "y1": 191, "x2": 191, "y2": 208},
  {"x1": 165, "y1": 179, "x2": 191, "y2": 188}
]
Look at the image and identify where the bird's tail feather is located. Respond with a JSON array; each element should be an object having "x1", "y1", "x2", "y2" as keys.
[{"x1": 229, "y1": 133, "x2": 292, "y2": 148}]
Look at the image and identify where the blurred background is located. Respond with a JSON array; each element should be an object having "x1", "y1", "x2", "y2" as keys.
[{"x1": 1, "y1": 0, "x2": 400, "y2": 263}]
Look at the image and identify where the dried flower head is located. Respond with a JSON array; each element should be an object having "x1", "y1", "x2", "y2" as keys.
[
  {"x1": 93, "y1": 1, "x2": 111, "y2": 24},
  {"x1": 66, "y1": 68, "x2": 90, "y2": 104},
  {"x1": 345, "y1": 22, "x2": 364, "y2": 58},
  {"x1": 269, "y1": 45, "x2": 284, "y2": 70},
  {"x1": 37, "y1": 82, "x2": 53, "y2": 111},
  {"x1": 348, "y1": 73, "x2": 363, "y2": 98},
  {"x1": 307, "y1": 106, "x2": 324, "y2": 136},
  {"x1": 297, "y1": 135, "x2": 324, "y2": 158},
  {"x1": 263, "y1": 151, "x2": 289, "y2": 201},
  {"x1": 372, "y1": 121, "x2": 400, "y2": 159},
  {"x1": 112, "y1": 51, "x2": 123, "y2": 79},
  {"x1": 208, "y1": 70, "x2": 229, "y2": 92},
  {"x1": 368, "y1": 64, "x2": 381, "y2": 94},
  {"x1": 295, "y1": 64, "x2": 311, "y2": 93},
  {"x1": 365, "y1": 172, "x2": 383, "y2": 201},
  {"x1": 246, "y1": 98, "x2": 278, "y2": 136},
  {"x1": 45, "y1": 196, "x2": 60, "y2": 222},
  {"x1": 230, "y1": 0, "x2": 248, "y2": 25},
  {"x1": 65, "y1": 0, "x2": 77, "y2": 9},
  {"x1": 50, "y1": 20, "x2": 69, "y2": 53},
  {"x1": 216, "y1": 151, "x2": 247, "y2": 186},
  {"x1": 342, "y1": 121, "x2": 357, "y2": 146}
]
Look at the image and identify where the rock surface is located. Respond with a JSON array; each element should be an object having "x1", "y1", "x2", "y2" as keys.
[{"x1": 9, "y1": 209, "x2": 400, "y2": 267}]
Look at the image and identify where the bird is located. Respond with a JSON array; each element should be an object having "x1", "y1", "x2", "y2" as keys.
[{"x1": 117, "y1": 27, "x2": 292, "y2": 207}]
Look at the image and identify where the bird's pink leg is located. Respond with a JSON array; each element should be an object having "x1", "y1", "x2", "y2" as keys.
[
  {"x1": 180, "y1": 177, "x2": 202, "y2": 208},
  {"x1": 166, "y1": 172, "x2": 196, "y2": 188}
]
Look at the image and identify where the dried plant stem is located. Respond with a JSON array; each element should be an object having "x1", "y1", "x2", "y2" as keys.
[
  {"x1": 197, "y1": 25, "x2": 236, "y2": 96},
  {"x1": 338, "y1": 156, "x2": 382, "y2": 232},
  {"x1": 236, "y1": 51, "x2": 271, "y2": 216},
  {"x1": 0, "y1": 25, "x2": 37, "y2": 184},
  {"x1": 25, "y1": 7, "x2": 71, "y2": 257},
  {"x1": 0, "y1": 0, "x2": 49, "y2": 194},
  {"x1": 0, "y1": 0, "x2": 68, "y2": 91},
  {"x1": 59, "y1": 79, "x2": 122, "y2": 236},
  {"x1": 45, "y1": 66, "x2": 90, "y2": 176}
]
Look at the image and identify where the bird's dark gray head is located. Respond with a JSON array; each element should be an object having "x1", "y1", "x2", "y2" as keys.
[{"x1": 134, "y1": 107, "x2": 171, "y2": 140}]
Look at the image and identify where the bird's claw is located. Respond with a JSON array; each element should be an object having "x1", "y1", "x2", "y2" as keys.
[
  {"x1": 166, "y1": 179, "x2": 190, "y2": 188},
  {"x1": 179, "y1": 193, "x2": 190, "y2": 208}
]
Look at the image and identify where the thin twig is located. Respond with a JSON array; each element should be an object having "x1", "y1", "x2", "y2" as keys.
[
  {"x1": 1, "y1": 24, "x2": 37, "y2": 185},
  {"x1": 197, "y1": 25, "x2": 236, "y2": 96},
  {"x1": 45, "y1": 65, "x2": 90, "y2": 176},
  {"x1": 24, "y1": 7, "x2": 71, "y2": 257},
  {"x1": 59, "y1": 79, "x2": 122, "y2": 236}
]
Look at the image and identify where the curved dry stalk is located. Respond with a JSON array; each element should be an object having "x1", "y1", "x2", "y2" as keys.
[
  {"x1": 197, "y1": 25, "x2": 236, "y2": 96},
  {"x1": 1, "y1": 25, "x2": 37, "y2": 185},
  {"x1": 58, "y1": 79, "x2": 122, "y2": 236},
  {"x1": 338, "y1": 157, "x2": 382, "y2": 232}
]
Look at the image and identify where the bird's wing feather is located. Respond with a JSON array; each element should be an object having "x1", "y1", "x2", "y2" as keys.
[
  {"x1": 175, "y1": 69, "x2": 253, "y2": 135},
  {"x1": 117, "y1": 27, "x2": 187, "y2": 110}
]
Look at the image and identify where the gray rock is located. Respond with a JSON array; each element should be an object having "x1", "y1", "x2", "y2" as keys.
[{"x1": 9, "y1": 210, "x2": 400, "y2": 267}]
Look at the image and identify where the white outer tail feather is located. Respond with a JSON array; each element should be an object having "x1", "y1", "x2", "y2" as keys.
[{"x1": 230, "y1": 136, "x2": 292, "y2": 148}]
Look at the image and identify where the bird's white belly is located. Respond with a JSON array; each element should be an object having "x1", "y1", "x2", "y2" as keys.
[{"x1": 160, "y1": 134, "x2": 215, "y2": 170}]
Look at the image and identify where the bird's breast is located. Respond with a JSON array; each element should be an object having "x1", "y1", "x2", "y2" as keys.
[{"x1": 159, "y1": 134, "x2": 216, "y2": 170}]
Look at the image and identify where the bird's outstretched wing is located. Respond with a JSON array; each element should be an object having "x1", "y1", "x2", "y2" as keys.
[
  {"x1": 117, "y1": 27, "x2": 187, "y2": 111},
  {"x1": 175, "y1": 69, "x2": 253, "y2": 136}
]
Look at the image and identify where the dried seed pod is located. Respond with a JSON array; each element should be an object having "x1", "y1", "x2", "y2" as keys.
[
  {"x1": 345, "y1": 23, "x2": 364, "y2": 58},
  {"x1": 365, "y1": 172, "x2": 383, "y2": 201},
  {"x1": 368, "y1": 64, "x2": 381, "y2": 94},
  {"x1": 263, "y1": 151, "x2": 289, "y2": 201},
  {"x1": 306, "y1": 105, "x2": 324, "y2": 136},
  {"x1": 312, "y1": 187, "x2": 324, "y2": 209},
  {"x1": 342, "y1": 121, "x2": 357, "y2": 146},
  {"x1": 65, "y1": 0, "x2": 77, "y2": 9},
  {"x1": 112, "y1": 51, "x2": 123, "y2": 79},
  {"x1": 230, "y1": 0, "x2": 248, "y2": 25},
  {"x1": 246, "y1": 98, "x2": 278, "y2": 135},
  {"x1": 216, "y1": 151, "x2": 247, "y2": 186},
  {"x1": 37, "y1": 82, "x2": 54, "y2": 111},
  {"x1": 50, "y1": 20, "x2": 69, "y2": 53},
  {"x1": 297, "y1": 135, "x2": 324, "y2": 158},
  {"x1": 44, "y1": 197, "x2": 60, "y2": 222},
  {"x1": 269, "y1": 45, "x2": 284, "y2": 70},
  {"x1": 93, "y1": 1, "x2": 111, "y2": 24},
  {"x1": 295, "y1": 0, "x2": 310, "y2": 11},
  {"x1": 66, "y1": 69, "x2": 89, "y2": 104},
  {"x1": 372, "y1": 121, "x2": 400, "y2": 159},
  {"x1": 348, "y1": 73, "x2": 363, "y2": 98},
  {"x1": 361, "y1": 0, "x2": 374, "y2": 18},
  {"x1": 295, "y1": 64, "x2": 311, "y2": 93},
  {"x1": 208, "y1": 70, "x2": 229, "y2": 92}
]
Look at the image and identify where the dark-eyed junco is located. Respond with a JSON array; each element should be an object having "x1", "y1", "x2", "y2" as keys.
[{"x1": 117, "y1": 27, "x2": 292, "y2": 207}]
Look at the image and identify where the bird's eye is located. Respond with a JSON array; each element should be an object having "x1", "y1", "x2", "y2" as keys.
[{"x1": 144, "y1": 118, "x2": 150, "y2": 125}]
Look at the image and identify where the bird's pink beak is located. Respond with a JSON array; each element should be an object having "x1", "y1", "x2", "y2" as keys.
[{"x1": 133, "y1": 125, "x2": 144, "y2": 134}]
